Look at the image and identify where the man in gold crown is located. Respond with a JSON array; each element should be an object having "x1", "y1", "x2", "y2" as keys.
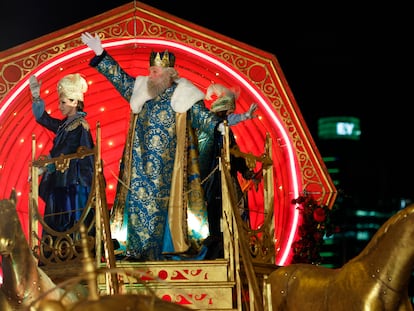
[{"x1": 81, "y1": 32, "x2": 222, "y2": 261}]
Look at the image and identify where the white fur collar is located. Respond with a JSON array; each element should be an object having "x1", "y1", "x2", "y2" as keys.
[{"x1": 129, "y1": 77, "x2": 204, "y2": 113}]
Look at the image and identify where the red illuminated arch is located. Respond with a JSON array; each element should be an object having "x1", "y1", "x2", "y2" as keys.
[{"x1": 0, "y1": 2, "x2": 336, "y2": 265}]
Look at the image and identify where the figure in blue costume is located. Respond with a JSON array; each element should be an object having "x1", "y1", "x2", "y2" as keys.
[
  {"x1": 81, "y1": 32, "x2": 222, "y2": 261},
  {"x1": 198, "y1": 83, "x2": 258, "y2": 259},
  {"x1": 29, "y1": 74, "x2": 95, "y2": 232}
]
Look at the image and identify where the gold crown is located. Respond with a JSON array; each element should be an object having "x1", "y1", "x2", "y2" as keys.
[{"x1": 149, "y1": 50, "x2": 175, "y2": 67}]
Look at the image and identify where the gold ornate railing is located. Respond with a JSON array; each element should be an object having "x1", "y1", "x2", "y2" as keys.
[
  {"x1": 220, "y1": 123, "x2": 277, "y2": 311},
  {"x1": 28, "y1": 122, "x2": 119, "y2": 295}
]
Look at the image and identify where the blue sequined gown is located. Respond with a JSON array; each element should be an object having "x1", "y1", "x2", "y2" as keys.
[{"x1": 33, "y1": 101, "x2": 94, "y2": 232}]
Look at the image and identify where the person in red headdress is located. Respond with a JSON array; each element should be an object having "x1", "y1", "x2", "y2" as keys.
[
  {"x1": 199, "y1": 83, "x2": 258, "y2": 259},
  {"x1": 81, "y1": 32, "x2": 224, "y2": 261}
]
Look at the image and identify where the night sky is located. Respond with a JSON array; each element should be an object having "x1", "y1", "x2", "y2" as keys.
[{"x1": 0, "y1": 1, "x2": 411, "y2": 203}]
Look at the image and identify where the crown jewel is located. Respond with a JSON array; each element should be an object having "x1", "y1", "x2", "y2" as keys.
[{"x1": 149, "y1": 50, "x2": 175, "y2": 67}]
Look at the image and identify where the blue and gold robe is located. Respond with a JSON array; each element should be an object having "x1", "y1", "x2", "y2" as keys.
[{"x1": 90, "y1": 51, "x2": 221, "y2": 260}]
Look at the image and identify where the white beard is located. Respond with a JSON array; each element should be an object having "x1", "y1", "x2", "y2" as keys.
[{"x1": 147, "y1": 74, "x2": 171, "y2": 98}]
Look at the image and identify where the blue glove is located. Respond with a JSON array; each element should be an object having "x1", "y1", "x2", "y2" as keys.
[
  {"x1": 227, "y1": 103, "x2": 258, "y2": 126},
  {"x1": 244, "y1": 103, "x2": 258, "y2": 119}
]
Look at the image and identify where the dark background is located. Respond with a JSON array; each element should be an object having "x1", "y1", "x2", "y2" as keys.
[{"x1": 1, "y1": 1, "x2": 412, "y2": 202}]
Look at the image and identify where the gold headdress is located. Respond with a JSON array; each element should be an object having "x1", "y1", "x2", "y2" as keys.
[
  {"x1": 57, "y1": 73, "x2": 88, "y2": 101},
  {"x1": 149, "y1": 50, "x2": 176, "y2": 67}
]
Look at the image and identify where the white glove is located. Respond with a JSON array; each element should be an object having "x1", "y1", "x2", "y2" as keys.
[
  {"x1": 245, "y1": 103, "x2": 258, "y2": 119},
  {"x1": 81, "y1": 32, "x2": 104, "y2": 56},
  {"x1": 29, "y1": 75, "x2": 41, "y2": 100},
  {"x1": 217, "y1": 123, "x2": 225, "y2": 135}
]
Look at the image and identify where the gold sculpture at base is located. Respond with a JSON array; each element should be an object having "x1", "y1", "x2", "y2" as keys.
[
  {"x1": 0, "y1": 191, "x2": 192, "y2": 311},
  {"x1": 0, "y1": 191, "x2": 85, "y2": 311},
  {"x1": 268, "y1": 203, "x2": 414, "y2": 311}
]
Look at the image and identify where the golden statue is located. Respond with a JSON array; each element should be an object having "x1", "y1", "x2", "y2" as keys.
[
  {"x1": 268, "y1": 203, "x2": 414, "y2": 310},
  {"x1": 0, "y1": 191, "x2": 85, "y2": 310}
]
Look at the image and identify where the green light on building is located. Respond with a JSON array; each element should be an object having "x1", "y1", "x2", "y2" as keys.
[{"x1": 318, "y1": 116, "x2": 361, "y2": 140}]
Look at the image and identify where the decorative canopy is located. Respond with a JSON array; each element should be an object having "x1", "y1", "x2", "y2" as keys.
[{"x1": 0, "y1": 1, "x2": 336, "y2": 265}]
